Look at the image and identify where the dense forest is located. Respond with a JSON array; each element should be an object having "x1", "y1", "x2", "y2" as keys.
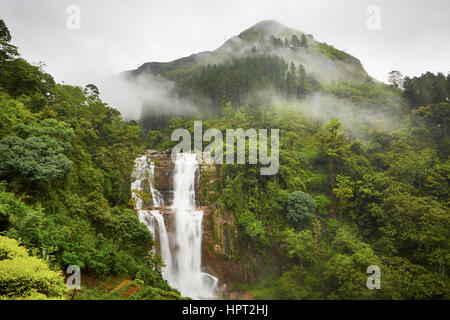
[
  {"x1": 143, "y1": 72, "x2": 449, "y2": 299},
  {"x1": 138, "y1": 23, "x2": 449, "y2": 299},
  {"x1": 0, "y1": 19, "x2": 182, "y2": 299},
  {"x1": 0, "y1": 17, "x2": 448, "y2": 300}
]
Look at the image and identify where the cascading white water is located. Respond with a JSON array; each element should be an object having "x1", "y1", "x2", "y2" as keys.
[
  {"x1": 132, "y1": 155, "x2": 173, "y2": 282},
  {"x1": 149, "y1": 210, "x2": 173, "y2": 281},
  {"x1": 131, "y1": 155, "x2": 148, "y2": 211},
  {"x1": 149, "y1": 162, "x2": 164, "y2": 207},
  {"x1": 137, "y1": 210, "x2": 156, "y2": 241},
  {"x1": 132, "y1": 152, "x2": 218, "y2": 299},
  {"x1": 171, "y1": 152, "x2": 218, "y2": 299}
]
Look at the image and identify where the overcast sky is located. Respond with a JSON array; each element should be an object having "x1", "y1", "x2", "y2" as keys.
[{"x1": 1, "y1": 0, "x2": 449, "y2": 87}]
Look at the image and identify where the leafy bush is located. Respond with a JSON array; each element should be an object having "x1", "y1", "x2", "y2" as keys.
[
  {"x1": 0, "y1": 236, "x2": 68, "y2": 299},
  {"x1": 286, "y1": 191, "x2": 317, "y2": 224},
  {"x1": 237, "y1": 210, "x2": 265, "y2": 239},
  {"x1": 0, "y1": 119, "x2": 74, "y2": 182}
]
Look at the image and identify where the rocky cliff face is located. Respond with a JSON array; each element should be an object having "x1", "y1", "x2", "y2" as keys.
[
  {"x1": 201, "y1": 205, "x2": 262, "y2": 284},
  {"x1": 147, "y1": 149, "x2": 174, "y2": 206}
]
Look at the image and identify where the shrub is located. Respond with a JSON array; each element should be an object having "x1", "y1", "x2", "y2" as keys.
[
  {"x1": 286, "y1": 191, "x2": 317, "y2": 224},
  {"x1": 0, "y1": 236, "x2": 68, "y2": 299}
]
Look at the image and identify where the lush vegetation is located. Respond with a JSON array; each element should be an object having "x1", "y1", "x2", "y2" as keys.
[
  {"x1": 0, "y1": 235, "x2": 68, "y2": 299},
  {"x1": 136, "y1": 22, "x2": 365, "y2": 131},
  {"x1": 140, "y1": 52, "x2": 319, "y2": 133},
  {"x1": 137, "y1": 20, "x2": 449, "y2": 301},
  {"x1": 143, "y1": 68, "x2": 449, "y2": 300},
  {"x1": 0, "y1": 17, "x2": 448, "y2": 300},
  {"x1": 0, "y1": 19, "x2": 181, "y2": 299}
]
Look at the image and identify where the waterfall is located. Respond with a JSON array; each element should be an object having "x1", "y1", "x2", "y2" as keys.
[
  {"x1": 132, "y1": 152, "x2": 218, "y2": 299},
  {"x1": 171, "y1": 152, "x2": 218, "y2": 299},
  {"x1": 131, "y1": 155, "x2": 147, "y2": 211},
  {"x1": 149, "y1": 162, "x2": 164, "y2": 207},
  {"x1": 132, "y1": 155, "x2": 173, "y2": 284}
]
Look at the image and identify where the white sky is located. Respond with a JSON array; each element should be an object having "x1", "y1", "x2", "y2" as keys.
[{"x1": 1, "y1": 0, "x2": 449, "y2": 86}]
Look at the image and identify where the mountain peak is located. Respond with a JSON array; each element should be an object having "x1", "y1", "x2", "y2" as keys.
[
  {"x1": 127, "y1": 20, "x2": 365, "y2": 84},
  {"x1": 238, "y1": 19, "x2": 305, "y2": 41},
  {"x1": 252, "y1": 19, "x2": 285, "y2": 29}
]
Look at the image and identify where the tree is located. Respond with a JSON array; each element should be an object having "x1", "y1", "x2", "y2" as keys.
[
  {"x1": 388, "y1": 70, "x2": 404, "y2": 88},
  {"x1": 290, "y1": 35, "x2": 300, "y2": 47},
  {"x1": 84, "y1": 84, "x2": 100, "y2": 97},
  {"x1": 270, "y1": 36, "x2": 283, "y2": 48},
  {"x1": 413, "y1": 102, "x2": 449, "y2": 147},
  {"x1": 323, "y1": 225, "x2": 383, "y2": 299},
  {"x1": 297, "y1": 64, "x2": 306, "y2": 97},
  {"x1": 286, "y1": 62, "x2": 297, "y2": 96},
  {"x1": 404, "y1": 72, "x2": 449, "y2": 108},
  {"x1": 378, "y1": 189, "x2": 449, "y2": 267},
  {"x1": 319, "y1": 119, "x2": 347, "y2": 218},
  {"x1": 0, "y1": 19, "x2": 11, "y2": 42},
  {"x1": 300, "y1": 34, "x2": 308, "y2": 49},
  {"x1": 286, "y1": 191, "x2": 317, "y2": 224},
  {"x1": 381, "y1": 256, "x2": 447, "y2": 299},
  {"x1": 281, "y1": 228, "x2": 317, "y2": 266},
  {"x1": 0, "y1": 135, "x2": 73, "y2": 182},
  {"x1": 0, "y1": 119, "x2": 74, "y2": 182},
  {"x1": 221, "y1": 101, "x2": 235, "y2": 120},
  {"x1": 0, "y1": 58, "x2": 55, "y2": 107},
  {"x1": 0, "y1": 19, "x2": 18, "y2": 63},
  {"x1": 388, "y1": 148, "x2": 434, "y2": 189}
]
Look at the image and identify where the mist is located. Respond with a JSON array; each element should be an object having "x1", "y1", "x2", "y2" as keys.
[
  {"x1": 89, "y1": 20, "x2": 402, "y2": 131},
  {"x1": 298, "y1": 92, "x2": 401, "y2": 137},
  {"x1": 192, "y1": 21, "x2": 368, "y2": 84},
  {"x1": 97, "y1": 72, "x2": 202, "y2": 121},
  {"x1": 246, "y1": 85, "x2": 404, "y2": 140}
]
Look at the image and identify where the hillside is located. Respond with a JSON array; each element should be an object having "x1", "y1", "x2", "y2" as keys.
[
  {"x1": 133, "y1": 21, "x2": 449, "y2": 300},
  {"x1": 0, "y1": 17, "x2": 448, "y2": 301},
  {"x1": 0, "y1": 18, "x2": 182, "y2": 300},
  {"x1": 126, "y1": 20, "x2": 366, "y2": 83},
  {"x1": 123, "y1": 20, "x2": 374, "y2": 131}
]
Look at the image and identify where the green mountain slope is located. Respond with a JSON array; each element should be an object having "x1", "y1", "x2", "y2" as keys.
[
  {"x1": 125, "y1": 20, "x2": 377, "y2": 133},
  {"x1": 126, "y1": 20, "x2": 366, "y2": 83}
]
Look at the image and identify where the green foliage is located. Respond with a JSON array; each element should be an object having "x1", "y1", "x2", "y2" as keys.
[
  {"x1": 281, "y1": 228, "x2": 316, "y2": 266},
  {"x1": 0, "y1": 119, "x2": 74, "y2": 182},
  {"x1": 323, "y1": 225, "x2": 382, "y2": 299},
  {"x1": 286, "y1": 191, "x2": 317, "y2": 224},
  {"x1": 0, "y1": 19, "x2": 175, "y2": 301},
  {"x1": 319, "y1": 119, "x2": 346, "y2": 160},
  {"x1": 313, "y1": 194, "x2": 331, "y2": 215},
  {"x1": 0, "y1": 19, "x2": 18, "y2": 63},
  {"x1": 183, "y1": 54, "x2": 307, "y2": 110},
  {"x1": 207, "y1": 69, "x2": 449, "y2": 300},
  {"x1": 388, "y1": 148, "x2": 434, "y2": 188},
  {"x1": 139, "y1": 53, "x2": 318, "y2": 131},
  {"x1": 129, "y1": 286, "x2": 185, "y2": 300},
  {"x1": 0, "y1": 18, "x2": 448, "y2": 300},
  {"x1": 381, "y1": 256, "x2": 448, "y2": 299},
  {"x1": 403, "y1": 72, "x2": 449, "y2": 108},
  {"x1": 0, "y1": 236, "x2": 68, "y2": 300},
  {"x1": 0, "y1": 58, "x2": 55, "y2": 112},
  {"x1": 237, "y1": 210, "x2": 265, "y2": 239}
]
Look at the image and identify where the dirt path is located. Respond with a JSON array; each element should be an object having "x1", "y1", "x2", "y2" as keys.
[{"x1": 111, "y1": 280, "x2": 131, "y2": 293}]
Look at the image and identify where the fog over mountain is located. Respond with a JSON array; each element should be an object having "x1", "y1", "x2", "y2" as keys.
[
  {"x1": 113, "y1": 20, "x2": 373, "y2": 120},
  {"x1": 0, "y1": 1, "x2": 448, "y2": 120},
  {"x1": 1, "y1": 0, "x2": 448, "y2": 100}
]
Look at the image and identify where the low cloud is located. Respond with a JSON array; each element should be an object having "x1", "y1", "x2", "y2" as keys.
[{"x1": 98, "y1": 72, "x2": 202, "y2": 121}]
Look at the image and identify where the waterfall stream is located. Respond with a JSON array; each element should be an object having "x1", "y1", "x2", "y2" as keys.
[{"x1": 131, "y1": 152, "x2": 218, "y2": 299}]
